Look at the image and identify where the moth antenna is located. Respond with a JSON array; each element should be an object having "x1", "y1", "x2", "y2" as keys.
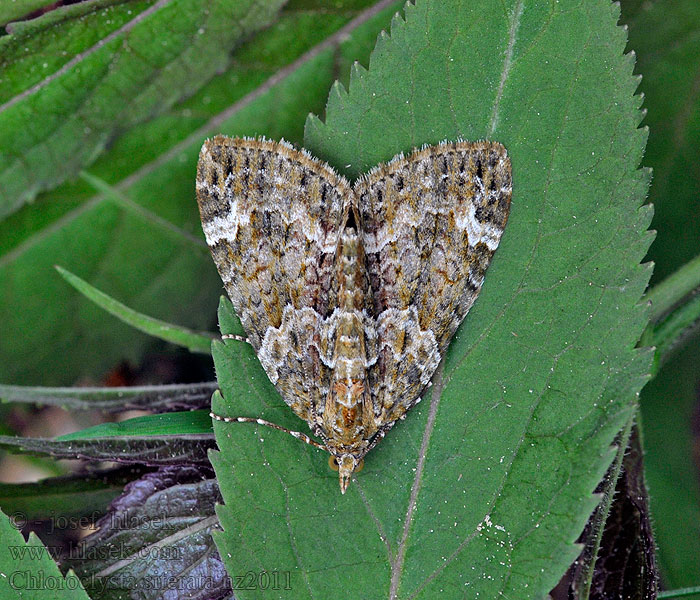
[
  {"x1": 221, "y1": 333, "x2": 250, "y2": 344},
  {"x1": 209, "y1": 412, "x2": 327, "y2": 451}
]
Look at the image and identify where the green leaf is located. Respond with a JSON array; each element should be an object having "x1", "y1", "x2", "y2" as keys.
[
  {"x1": 0, "y1": 1, "x2": 47, "y2": 25},
  {"x1": 56, "y1": 265, "x2": 215, "y2": 354},
  {"x1": 0, "y1": 0, "x2": 403, "y2": 386},
  {"x1": 56, "y1": 409, "x2": 212, "y2": 439},
  {"x1": 0, "y1": 508, "x2": 90, "y2": 599},
  {"x1": 210, "y1": 1, "x2": 653, "y2": 598},
  {"x1": 0, "y1": 0, "x2": 287, "y2": 216},
  {"x1": 0, "y1": 410, "x2": 214, "y2": 465},
  {"x1": 621, "y1": 0, "x2": 700, "y2": 590},
  {"x1": 0, "y1": 381, "x2": 217, "y2": 412},
  {"x1": 216, "y1": 295, "x2": 245, "y2": 339}
]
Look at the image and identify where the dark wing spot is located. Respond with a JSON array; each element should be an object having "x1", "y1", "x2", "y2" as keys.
[{"x1": 475, "y1": 158, "x2": 484, "y2": 182}]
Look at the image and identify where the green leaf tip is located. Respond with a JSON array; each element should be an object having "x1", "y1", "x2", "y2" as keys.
[{"x1": 0, "y1": 508, "x2": 90, "y2": 599}]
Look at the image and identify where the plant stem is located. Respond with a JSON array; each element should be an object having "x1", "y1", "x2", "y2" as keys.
[
  {"x1": 646, "y1": 252, "x2": 700, "y2": 322},
  {"x1": 658, "y1": 585, "x2": 700, "y2": 599}
]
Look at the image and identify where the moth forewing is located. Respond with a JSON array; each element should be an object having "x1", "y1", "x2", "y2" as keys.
[{"x1": 197, "y1": 136, "x2": 511, "y2": 493}]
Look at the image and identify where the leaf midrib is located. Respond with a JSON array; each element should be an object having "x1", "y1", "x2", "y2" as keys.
[
  {"x1": 95, "y1": 514, "x2": 220, "y2": 578},
  {"x1": 488, "y1": 0, "x2": 523, "y2": 136},
  {"x1": 388, "y1": 361, "x2": 445, "y2": 600},
  {"x1": 388, "y1": 4, "x2": 529, "y2": 596}
]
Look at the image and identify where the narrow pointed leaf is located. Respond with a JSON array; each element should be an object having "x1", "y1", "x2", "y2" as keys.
[
  {"x1": 56, "y1": 410, "x2": 212, "y2": 439},
  {"x1": 55, "y1": 265, "x2": 215, "y2": 354},
  {"x1": 0, "y1": 411, "x2": 214, "y2": 465}
]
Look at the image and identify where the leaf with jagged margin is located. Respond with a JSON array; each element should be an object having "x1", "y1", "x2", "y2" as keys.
[
  {"x1": 0, "y1": 381, "x2": 217, "y2": 412},
  {"x1": 64, "y1": 466, "x2": 227, "y2": 600},
  {"x1": 209, "y1": 1, "x2": 654, "y2": 598},
  {"x1": 0, "y1": 410, "x2": 214, "y2": 465},
  {"x1": 568, "y1": 423, "x2": 658, "y2": 599},
  {"x1": 0, "y1": 0, "x2": 288, "y2": 216},
  {"x1": 0, "y1": 507, "x2": 90, "y2": 599},
  {"x1": 621, "y1": 0, "x2": 700, "y2": 590},
  {"x1": 0, "y1": 0, "x2": 403, "y2": 386}
]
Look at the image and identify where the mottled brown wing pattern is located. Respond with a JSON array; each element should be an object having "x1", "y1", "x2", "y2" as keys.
[
  {"x1": 356, "y1": 141, "x2": 512, "y2": 426},
  {"x1": 196, "y1": 136, "x2": 351, "y2": 422},
  {"x1": 198, "y1": 136, "x2": 511, "y2": 493}
]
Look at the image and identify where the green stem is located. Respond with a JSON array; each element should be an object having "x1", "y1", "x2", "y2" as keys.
[
  {"x1": 651, "y1": 292, "x2": 700, "y2": 372},
  {"x1": 658, "y1": 585, "x2": 700, "y2": 599},
  {"x1": 645, "y1": 252, "x2": 700, "y2": 322}
]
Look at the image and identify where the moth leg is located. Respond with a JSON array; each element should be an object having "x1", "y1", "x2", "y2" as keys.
[
  {"x1": 209, "y1": 412, "x2": 326, "y2": 451},
  {"x1": 221, "y1": 333, "x2": 250, "y2": 344}
]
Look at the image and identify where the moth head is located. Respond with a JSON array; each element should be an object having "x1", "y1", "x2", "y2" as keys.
[
  {"x1": 329, "y1": 453, "x2": 364, "y2": 494},
  {"x1": 338, "y1": 454, "x2": 356, "y2": 494}
]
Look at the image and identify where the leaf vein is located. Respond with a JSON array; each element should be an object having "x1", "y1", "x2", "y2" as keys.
[
  {"x1": 488, "y1": 0, "x2": 523, "y2": 136},
  {"x1": 388, "y1": 361, "x2": 445, "y2": 600}
]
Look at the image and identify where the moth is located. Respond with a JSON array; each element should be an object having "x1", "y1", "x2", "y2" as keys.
[{"x1": 196, "y1": 136, "x2": 511, "y2": 493}]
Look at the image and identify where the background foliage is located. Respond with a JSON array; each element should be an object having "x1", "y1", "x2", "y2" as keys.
[
  {"x1": 621, "y1": 0, "x2": 700, "y2": 591},
  {"x1": 0, "y1": 0, "x2": 400, "y2": 385}
]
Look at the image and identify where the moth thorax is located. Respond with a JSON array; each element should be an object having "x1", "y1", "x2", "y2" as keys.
[
  {"x1": 333, "y1": 378, "x2": 365, "y2": 407},
  {"x1": 339, "y1": 228, "x2": 361, "y2": 266}
]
